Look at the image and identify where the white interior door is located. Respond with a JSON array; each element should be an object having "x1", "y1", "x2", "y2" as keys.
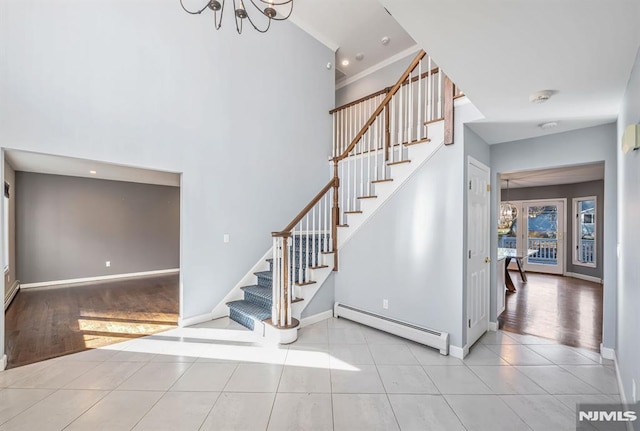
[
  {"x1": 523, "y1": 200, "x2": 565, "y2": 275},
  {"x1": 467, "y1": 158, "x2": 490, "y2": 346}
]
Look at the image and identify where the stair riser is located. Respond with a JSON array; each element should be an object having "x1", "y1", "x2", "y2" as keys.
[
  {"x1": 257, "y1": 275, "x2": 272, "y2": 288},
  {"x1": 244, "y1": 291, "x2": 271, "y2": 309},
  {"x1": 229, "y1": 308, "x2": 256, "y2": 331}
]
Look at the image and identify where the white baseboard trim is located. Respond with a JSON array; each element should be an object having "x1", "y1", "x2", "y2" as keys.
[
  {"x1": 601, "y1": 343, "x2": 616, "y2": 360},
  {"x1": 488, "y1": 321, "x2": 498, "y2": 332},
  {"x1": 20, "y1": 269, "x2": 179, "y2": 289},
  {"x1": 178, "y1": 312, "x2": 216, "y2": 328},
  {"x1": 1, "y1": 354, "x2": 6, "y2": 371},
  {"x1": 449, "y1": 344, "x2": 469, "y2": 359},
  {"x1": 612, "y1": 351, "x2": 629, "y2": 407},
  {"x1": 300, "y1": 310, "x2": 334, "y2": 328},
  {"x1": 4, "y1": 280, "x2": 20, "y2": 310},
  {"x1": 566, "y1": 272, "x2": 602, "y2": 284}
]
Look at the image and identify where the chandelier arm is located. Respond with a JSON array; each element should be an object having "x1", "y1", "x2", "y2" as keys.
[
  {"x1": 179, "y1": 0, "x2": 211, "y2": 15},
  {"x1": 247, "y1": 0, "x2": 291, "y2": 21},
  {"x1": 213, "y1": 0, "x2": 225, "y2": 29},
  {"x1": 244, "y1": 10, "x2": 272, "y2": 33},
  {"x1": 269, "y1": 3, "x2": 293, "y2": 21}
]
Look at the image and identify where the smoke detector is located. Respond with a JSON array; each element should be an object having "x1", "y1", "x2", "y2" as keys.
[
  {"x1": 355, "y1": 53, "x2": 364, "y2": 61},
  {"x1": 529, "y1": 90, "x2": 554, "y2": 104},
  {"x1": 381, "y1": 36, "x2": 390, "y2": 45},
  {"x1": 539, "y1": 121, "x2": 558, "y2": 130}
]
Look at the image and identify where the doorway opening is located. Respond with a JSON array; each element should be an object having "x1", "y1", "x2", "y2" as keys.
[
  {"x1": 496, "y1": 163, "x2": 604, "y2": 351},
  {"x1": 2, "y1": 149, "x2": 182, "y2": 368}
]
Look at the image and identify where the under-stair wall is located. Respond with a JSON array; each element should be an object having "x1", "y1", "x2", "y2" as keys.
[{"x1": 334, "y1": 101, "x2": 483, "y2": 353}]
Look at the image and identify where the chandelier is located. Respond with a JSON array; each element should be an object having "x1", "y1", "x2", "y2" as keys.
[
  {"x1": 498, "y1": 179, "x2": 518, "y2": 235},
  {"x1": 180, "y1": 0, "x2": 293, "y2": 34}
]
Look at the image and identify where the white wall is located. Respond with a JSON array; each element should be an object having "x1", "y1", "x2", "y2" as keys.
[
  {"x1": 0, "y1": 0, "x2": 335, "y2": 360},
  {"x1": 490, "y1": 123, "x2": 618, "y2": 349},
  {"x1": 335, "y1": 52, "x2": 415, "y2": 106},
  {"x1": 616, "y1": 46, "x2": 640, "y2": 404},
  {"x1": 334, "y1": 102, "x2": 483, "y2": 349}
]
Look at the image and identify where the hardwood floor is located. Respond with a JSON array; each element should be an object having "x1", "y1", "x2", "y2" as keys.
[
  {"x1": 498, "y1": 271, "x2": 603, "y2": 351},
  {"x1": 4, "y1": 274, "x2": 179, "y2": 369}
]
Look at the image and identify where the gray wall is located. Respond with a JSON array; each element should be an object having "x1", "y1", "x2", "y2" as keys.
[
  {"x1": 3, "y1": 161, "x2": 16, "y2": 300},
  {"x1": 301, "y1": 273, "x2": 335, "y2": 318},
  {"x1": 335, "y1": 52, "x2": 415, "y2": 106},
  {"x1": 490, "y1": 123, "x2": 617, "y2": 350},
  {"x1": 616, "y1": 46, "x2": 640, "y2": 405},
  {"x1": 0, "y1": 0, "x2": 334, "y2": 354},
  {"x1": 505, "y1": 180, "x2": 604, "y2": 279},
  {"x1": 334, "y1": 102, "x2": 483, "y2": 349},
  {"x1": 16, "y1": 172, "x2": 180, "y2": 284}
]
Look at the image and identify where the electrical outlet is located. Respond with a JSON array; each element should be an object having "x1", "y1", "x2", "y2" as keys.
[
  {"x1": 633, "y1": 379, "x2": 637, "y2": 403},
  {"x1": 223, "y1": 234, "x2": 230, "y2": 243},
  {"x1": 383, "y1": 299, "x2": 389, "y2": 309},
  {"x1": 105, "y1": 261, "x2": 111, "y2": 267}
]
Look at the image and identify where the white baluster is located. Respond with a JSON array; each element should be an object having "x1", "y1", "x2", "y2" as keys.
[
  {"x1": 305, "y1": 213, "x2": 310, "y2": 282},
  {"x1": 427, "y1": 57, "x2": 432, "y2": 123},
  {"x1": 438, "y1": 68, "x2": 442, "y2": 119},
  {"x1": 408, "y1": 70, "x2": 413, "y2": 145},
  {"x1": 417, "y1": 59, "x2": 422, "y2": 140}
]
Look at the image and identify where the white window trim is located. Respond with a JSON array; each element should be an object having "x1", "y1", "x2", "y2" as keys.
[{"x1": 572, "y1": 195, "x2": 597, "y2": 268}]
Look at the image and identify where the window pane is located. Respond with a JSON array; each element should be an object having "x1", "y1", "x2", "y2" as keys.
[{"x1": 577, "y1": 199, "x2": 596, "y2": 264}]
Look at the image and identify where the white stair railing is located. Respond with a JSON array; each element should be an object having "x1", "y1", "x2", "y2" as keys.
[
  {"x1": 271, "y1": 178, "x2": 337, "y2": 327},
  {"x1": 333, "y1": 50, "x2": 453, "y2": 220}
]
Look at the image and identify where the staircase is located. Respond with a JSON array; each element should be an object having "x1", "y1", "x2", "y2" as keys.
[
  {"x1": 226, "y1": 236, "x2": 326, "y2": 331},
  {"x1": 216, "y1": 49, "x2": 457, "y2": 342}
]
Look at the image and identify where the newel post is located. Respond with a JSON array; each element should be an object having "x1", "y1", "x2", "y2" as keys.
[
  {"x1": 332, "y1": 160, "x2": 340, "y2": 271},
  {"x1": 444, "y1": 76, "x2": 454, "y2": 145}
]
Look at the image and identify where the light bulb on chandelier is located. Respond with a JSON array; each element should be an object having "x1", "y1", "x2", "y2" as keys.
[{"x1": 180, "y1": 0, "x2": 293, "y2": 34}]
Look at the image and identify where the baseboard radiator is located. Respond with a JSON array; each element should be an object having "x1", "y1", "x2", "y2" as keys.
[{"x1": 334, "y1": 302, "x2": 449, "y2": 355}]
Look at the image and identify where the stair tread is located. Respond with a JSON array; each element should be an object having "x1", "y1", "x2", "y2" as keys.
[
  {"x1": 295, "y1": 280, "x2": 317, "y2": 286},
  {"x1": 337, "y1": 224, "x2": 349, "y2": 228},
  {"x1": 404, "y1": 137, "x2": 431, "y2": 146},
  {"x1": 357, "y1": 195, "x2": 378, "y2": 199},
  {"x1": 254, "y1": 270, "x2": 272, "y2": 278},
  {"x1": 387, "y1": 160, "x2": 411, "y2": 166},
  {"x1": 241, "y1": 284, "x2": 272, "y2": 299},
  {"x1": 310, "y1": 265, "x2": 329, "y2": 269},
  {"x1": 344, "y1": 210, "x2": 363, "y2": 214},
  {"x1": 372, "y1": 178, "x2": 393, "y2": 183}
]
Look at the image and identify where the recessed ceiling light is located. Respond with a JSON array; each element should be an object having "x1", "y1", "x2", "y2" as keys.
[
  {"x1": 89, "y1": 170, "x2": 97, "y2": 174},
  {"x1": 529, "y1": 90, "x2": 554, "y2": 104},
  {"x1": 381, "y1": 36, "x2": 390, "y2": 45},
  {"x1": 355, "y1": 53, "x2": 364, "y2": 61},
  {"x1": 341, "y1": 59, "x2": 349, "y2": 66},
  {"x1": 539, "y1": 121, "x2": 558, "y2": 130}
]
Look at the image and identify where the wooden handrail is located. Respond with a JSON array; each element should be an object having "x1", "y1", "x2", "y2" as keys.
[
  {"x1": 333, "y1": 50, "x2": 427, "y2": 162},
  {"x1": 272, "y1": 177, "x2": 338, "y2": 237},
  {"x1": 329, "y1": 87, "x2": 390, "y2": 115},
  {"x1": 329, "y1": 66, "x2": 440, "y2": 116}
]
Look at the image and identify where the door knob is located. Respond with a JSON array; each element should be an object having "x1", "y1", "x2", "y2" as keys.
[{"x1": 485, "y1": 257, "x2": 491, "y2": 263}]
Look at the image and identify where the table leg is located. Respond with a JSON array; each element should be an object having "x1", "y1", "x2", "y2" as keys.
[
  {"x1": 504, "y1": 257, "x2": 516, "y2": 293},
  {"x1": 515, "y1": 258, "x2": 527, "y2": 282}
]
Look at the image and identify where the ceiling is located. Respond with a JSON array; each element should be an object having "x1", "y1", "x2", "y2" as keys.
[
  {"x1": 379, "y1": 0, "x2": 640, "y2": 144},
  {"x1": 5, "y1": 150, "x2": 180, "y2": 187},
  {"x1": 290, "y1": 0, "x2": 416, "y2": 83},
  {"x1": 500, "y1": 163, "x2": 604, "y2": 189}
]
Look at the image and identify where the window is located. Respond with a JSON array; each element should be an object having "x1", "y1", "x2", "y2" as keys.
[
  {"x1": 573, "y1": 196, "x2": 596, "y2": 267},
  {"x1": 3, "y1": 181, "x2": 9, "y2": 271}
]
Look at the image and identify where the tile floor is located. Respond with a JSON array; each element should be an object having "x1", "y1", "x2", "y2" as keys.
[{"x1": 0, "y1": 317, "x2": 620, "y2": 431}]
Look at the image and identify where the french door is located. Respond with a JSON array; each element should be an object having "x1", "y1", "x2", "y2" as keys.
[{"x1": 521, "y1": 200, "x2": 565, "y2": 275}]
